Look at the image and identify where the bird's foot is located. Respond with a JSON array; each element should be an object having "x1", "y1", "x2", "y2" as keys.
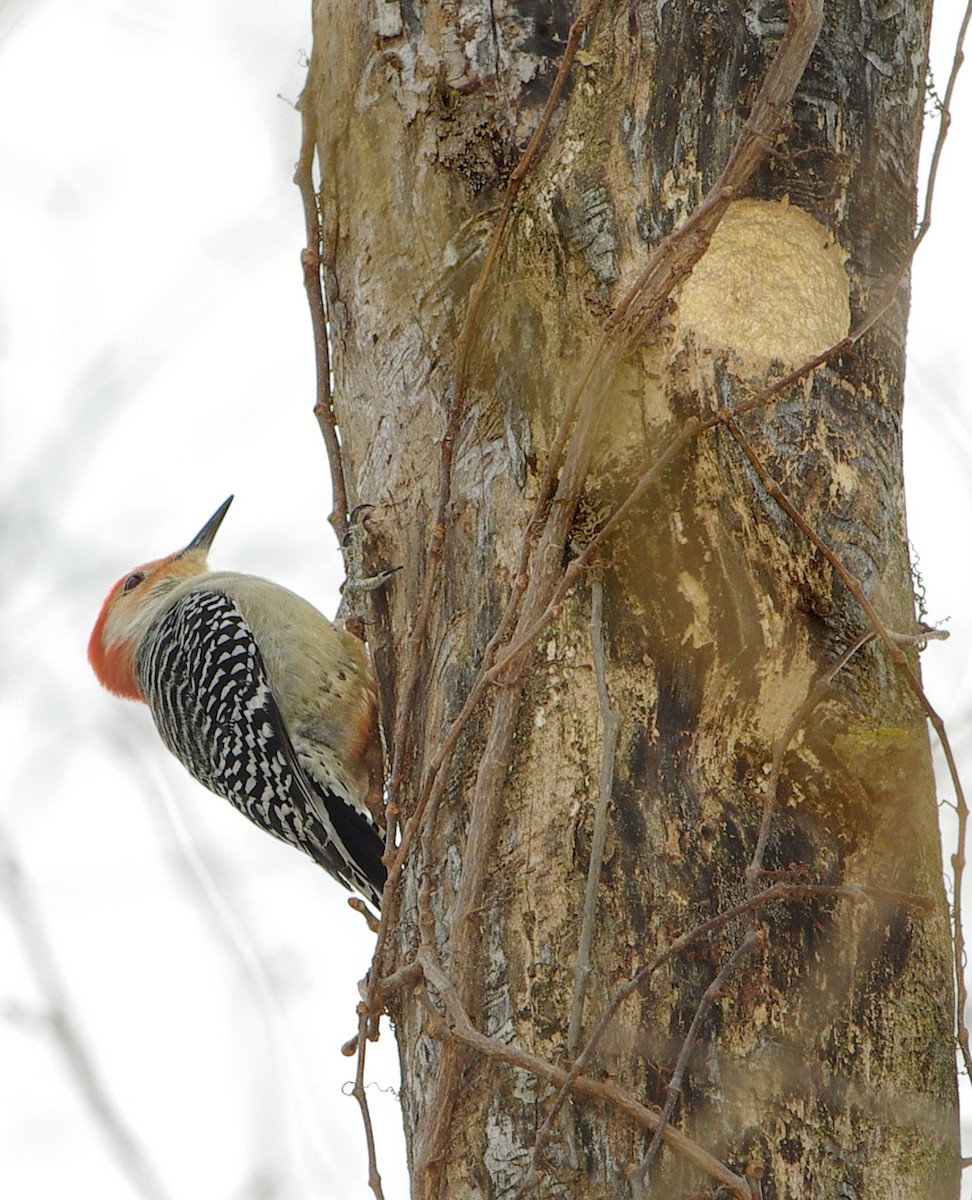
[{"x1": 337, "y1": 504, "x2": 400, "y2": 625}]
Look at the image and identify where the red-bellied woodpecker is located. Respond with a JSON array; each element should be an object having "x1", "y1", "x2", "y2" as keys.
[{"x1": 88, "y1": 497, "x2": 386, "y2": 908}]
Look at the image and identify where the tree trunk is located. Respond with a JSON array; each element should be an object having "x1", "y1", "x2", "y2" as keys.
[{"x1": 302, "y1": 2, "x2": 957, "y2": 1197}]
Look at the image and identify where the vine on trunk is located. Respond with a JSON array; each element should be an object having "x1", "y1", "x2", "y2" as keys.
[{"x1": 295, "y1": 0, "x2": 971, "y2": 1195}]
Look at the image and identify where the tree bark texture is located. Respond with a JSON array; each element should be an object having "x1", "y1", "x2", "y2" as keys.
[{"x1": 303, "y1": 2, "x2": 957, "y2": 1197}]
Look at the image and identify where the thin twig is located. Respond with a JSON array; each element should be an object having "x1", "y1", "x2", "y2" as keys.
[
  {"x1": 513, "y1": 880, "x2": 931, "y2": 1196},
  {"x1": 919, "y1": 0, "x2": 972, "y2": 1087},
  {"x1": 954, "y1": 760, "x2": 972, "y2": 1080},
  {"x1": 631, "y1": 930, "x2": 761, "y2": 1195},
  {"x1": 567, "y1": 577, "x2": 620, "y2": 1054},
  {"x1": 294, "y1": 86, "x2": 348, "y2": 540},
  {"x1": 628, "y1": 630, "x2": 882, "y2": 1196},
  {"x1": 350, "y1": 1005, "x2": 386, "y2": 1200},
  {"x1": 485, "y1": 420, "x2": 702, "y2": 687},
  {"x1": 747, "y1": 629, "x2": 876, "y2": 897},
  {"x1": 914, "y1": 3, "x2": 972, "y2": 251},
  {"x1": 412, "y1": 689, "x2": 523, "y2": 1194},
  {"x1": 371, "y1": 960, "x2": 424, "y2": 1012},
  {"x1": 721, "y1": 411, "x2": 972, "y2": 1077},
  {"x1": 417, "y1": 946, "x2": 753, "y2": 1199},
  {"x1": 456, "y1": 584, "x2": 635, "y2": 1199}
]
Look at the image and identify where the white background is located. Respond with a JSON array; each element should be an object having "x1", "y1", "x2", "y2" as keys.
[{"x1": 0, "y1": 1, "x2": 970, "y2": 1197}]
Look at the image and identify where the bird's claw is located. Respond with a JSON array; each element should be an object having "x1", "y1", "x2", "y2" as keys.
[{"x1": 337, "y1": 503, "x2": 399, "y2": 624}]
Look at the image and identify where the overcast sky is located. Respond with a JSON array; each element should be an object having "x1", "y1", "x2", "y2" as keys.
[{"x1": 1, "y1": 1, "x2": 970, "y2": 1198}]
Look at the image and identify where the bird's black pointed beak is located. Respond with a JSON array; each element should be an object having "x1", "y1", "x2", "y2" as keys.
[{"x1": 182, "y1": 496, "x2": 234, "y2": 556}]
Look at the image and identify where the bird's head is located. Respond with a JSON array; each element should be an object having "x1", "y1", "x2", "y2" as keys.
[{"x1": 88, "y1": 496, "x2": 234, "y2": 701}]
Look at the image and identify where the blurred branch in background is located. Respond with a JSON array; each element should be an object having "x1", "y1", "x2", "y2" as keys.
[
  {"x1": 128, "y1": 725, "x2": 342, "y2": 1188},
  {"x1": 0, "y1": 817, "x2": 171, "y2": 1200}
]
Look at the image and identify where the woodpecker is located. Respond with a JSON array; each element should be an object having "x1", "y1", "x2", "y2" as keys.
[{"x1": 88, "y1": 497, "x2": 387, "y2": 909}]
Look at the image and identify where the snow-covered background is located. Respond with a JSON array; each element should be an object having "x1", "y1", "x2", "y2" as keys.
[{"x1": 0, "y1": 1, "x2": 969, "y2": 1197}]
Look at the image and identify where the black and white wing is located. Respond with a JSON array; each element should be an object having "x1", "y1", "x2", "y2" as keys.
[{"x1": 136, "y1": 588, "x2": 385, "y2": 907}]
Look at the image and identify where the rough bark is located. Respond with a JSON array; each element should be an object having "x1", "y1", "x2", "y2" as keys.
[{"x1": 303, "y1": 2, "x2": 957, "y2": 1197}]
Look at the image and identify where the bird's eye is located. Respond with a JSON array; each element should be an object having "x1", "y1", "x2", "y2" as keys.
[{"x1": 123, "y1": 572, "x2": 145, "y2": 593}]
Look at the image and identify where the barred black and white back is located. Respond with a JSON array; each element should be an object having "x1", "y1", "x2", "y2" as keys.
[{"x1": 136, "y1": 588, "x2": 386, "y2": 907}]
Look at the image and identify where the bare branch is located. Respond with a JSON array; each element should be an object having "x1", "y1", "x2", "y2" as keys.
[
  {"x1": 567, "y1": 577, "x2": 620, "y2": 1054},
  {"x1": 294, "y1": 85, "x2": 348, "y2": 540},
  {"x1": 631, "y1": 930, "x2": 761, "y2": 1195},
  {"x1": 349, "y1": 1005, "x2": 386, "y2": 1200},
  {"x1": 915, "y1": 3, "x2": 972, "y2": 249},
  {"x1": 919, "y1": 0, "x2": 972, "y2": 1091},
  {"x1": 412, "y1": 688, "x2": 523, "y2": 1194},
  {"x1": 417, "y1": 947, "x2": 753, "y2": 1199},
  {"x1": 514, "y1": 881, "x2": 932, "y2": 1195},
  {"x1": 721, "y1": 411, "x2": 972, "y2": 1076}
]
